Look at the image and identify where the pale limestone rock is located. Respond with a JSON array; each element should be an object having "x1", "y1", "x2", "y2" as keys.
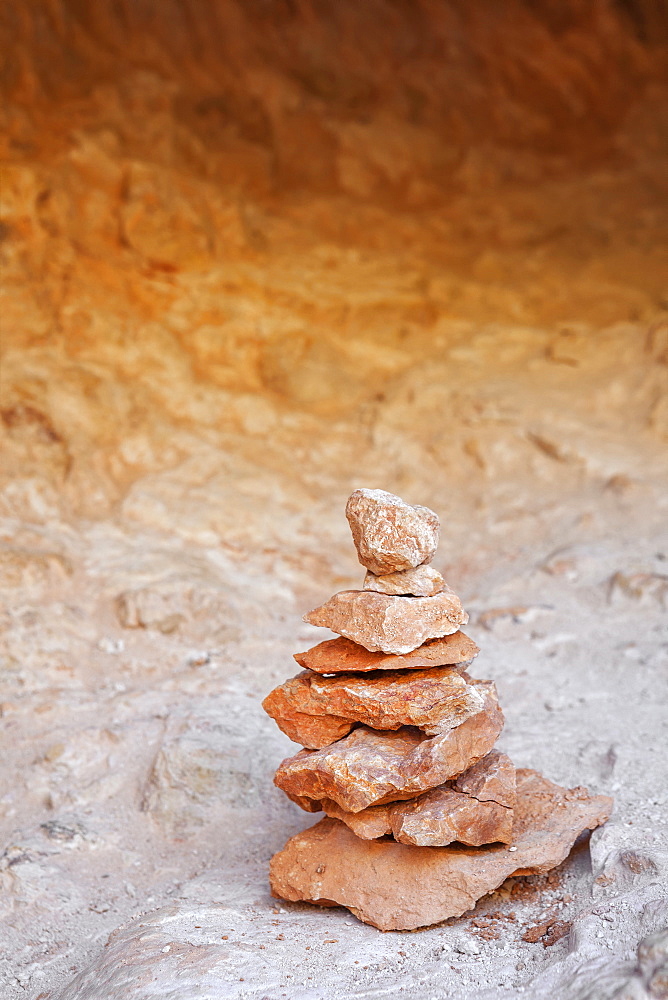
[
  {"x1": 363, "y1": 564, "x2": 444, "y2": 597},
  {"x1": 345, "y1": 489, "x2": 440, "y2": 575},
  {"x1": 294, "y1": 632, "x2": 479, "y2": 673},
  {"x1": 273, "y1": 680, "x2": 503, "y2": 812},
  {"x1": 319, "y1": 750, "x2": 516, "y2": 846},
  {"x1": 269, "y1": 769, "x2": 614, "y2": 930},
  {"x1": 262, "y1": 666, "x2": 484, "y2": 748},
  {"x1": 303, "y1": 588, "x2": 468, "y2": 654}
]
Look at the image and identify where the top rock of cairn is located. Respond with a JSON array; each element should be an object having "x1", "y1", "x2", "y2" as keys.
[
  {"x1": 345, "y1": 488, "x2": 440, "y2": 576},
  {"x1": 266, "y1": 489, "x2": 613, "y2": 931}
]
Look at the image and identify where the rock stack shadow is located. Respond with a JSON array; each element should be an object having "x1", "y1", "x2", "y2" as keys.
[{"x1": 263, "y1": 489, "x2": 613, "y2": 931}]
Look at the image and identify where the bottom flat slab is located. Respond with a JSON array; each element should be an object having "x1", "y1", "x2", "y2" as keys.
[{"x1": 269, "y1": 768, "x2": 612, "y2": 930}]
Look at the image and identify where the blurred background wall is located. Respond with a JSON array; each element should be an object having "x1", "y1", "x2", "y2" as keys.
[{"x1": 2, "y1": 0, "x2": 667, "y2": 566}]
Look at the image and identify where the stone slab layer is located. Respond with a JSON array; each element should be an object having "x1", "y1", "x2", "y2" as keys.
[
  {"x1": 274, "y1": 680, "x2": 503, "y2": 812},
  {"x1": 318, "y1": 750, "x2": 516, "y2": 846},
  {"x1": 322, "y1": 787, "x2": 513, "y2": 847},
  {"x1": 363, "y1": 564, "x2": 445, "y2": 597},
  {"x1": 269, "y1": 769, "x2": 614, "y2": 930},
  {"x1": 294, "y1": 632, "x2": 479, "y2": 674},
  {"x1": 262, "y1": 666, "x2": 484, "y2": 748},
  {"x1": 303, "y1": 588, "x2": 468, "y2": 654}
]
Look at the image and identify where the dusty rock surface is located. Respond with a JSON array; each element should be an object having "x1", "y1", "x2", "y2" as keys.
[
  {"x1": 321, "y1": 751, "x2": 516, "y2": 846},
  {"x1": 455, "y1": 749, "x2": 517, "y2": 808},
  {"x1": 363, "y1": 563, "x2": 445, "y2": 596},
  {"x1": 294, "y1": 631, "x2": 479, "y2": 673},
  {"x1": 345, "y1": 488, "x2": 440, "y2": 575},
  {"x1": 270, "y1": 769, "x2": 613, "y2": 930},
  {"x1": 303, "y1": 587, "x2": 468, "y2": 654},
  {"x1": 390, "y1": 785, "x2": 514, "y2": 847},
  {"x1": 1, "y1": 0, "x2": 668, "y2": 996},
  {"x1": 323, "y1": 785, "x2": 513, "y2": 847},
  {"x1": 274, "y1": 680, "x2": 503, "y2": 812},
  {"x1": 263, "y1": 666, "x2": 483, "y2": 747}
]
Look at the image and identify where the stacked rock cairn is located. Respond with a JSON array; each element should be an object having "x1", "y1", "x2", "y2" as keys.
[{"x1": 264, "y1": 489, "x2": 612, "y2": 931}]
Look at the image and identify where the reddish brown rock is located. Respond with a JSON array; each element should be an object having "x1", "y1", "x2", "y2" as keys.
[
  {"x1": 303, "y1": 588, "x2": 467, "y2": 655},
  {"x1": 269, "y1": 769, "x2": 614, "y2": 930},
  {"x1": 264, "y1": 707, "x2": 354, "y2": 750},
  {"x1": 319, "y1": 798, "x2": 395, "y2": 840},
  {"x1": 319, "y1": 750, "x2": 516, "y2": 846},
  {"x1": 454, "y1": 748, "x2": 516, "y2": 808},
  {"x1": 294, "y1": 632, "x2": 479, "y2": 674},
  {"x1": 273, "y1": 680, "x2": 503, "y2": 812},
  {"x1": 321, "y1": 788, "x2": 512, "y2": 847},
  {"x1": 345, "y1": 489, "x2": 440, "y2": 575},
  {"x1": 394, "y1": 787, "x2": 513, "y2": 847},
  {"x1": 363, "y1": 564, "x2": 445, "y2": 597},
  {"x1": 262, "y1": 667, "x2": 484, "y2": 748}
]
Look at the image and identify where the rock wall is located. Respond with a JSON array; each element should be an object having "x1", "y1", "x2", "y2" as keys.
[{"x1": 1, "y1": 2, "x2": 667, "y2": 998}]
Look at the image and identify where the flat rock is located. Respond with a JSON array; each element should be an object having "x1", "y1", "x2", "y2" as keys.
[
  {"x1": 363, "y1": 564, "x2": 445, "y2": 597},
  {"x1": 303, "y1": 588, "x2": 468, "y2": 654},
  {"x1": 454, "y1": 748, "x2": 516, "y2": 807},
  {"x1": 269, "y1": 769, "x2": 614, "y2": 930},
  {"x1": 323, "y1": 786, "x2": 513, "y2": 847},
  {"x1": 273, "y1": 680, "x2": 503, "y2": 812},
  {"x1": 319, "y1": 750, "x2": 516, "y2": 846},
  {"x1": 294, "y1": 632, "x2": 479, "y2": 673},
  {"x1": 320, "y1": 798, "x2": 396, "y2": 840},
  {"x1": 262, "y1": 667, "x2": 485, "y2": 748},
  {"x1": 394, "y1": 786, "x2": 514, "y2": 847},
  {"x1": 346, "y1": 489, "x2": 440, "y2": 575}
]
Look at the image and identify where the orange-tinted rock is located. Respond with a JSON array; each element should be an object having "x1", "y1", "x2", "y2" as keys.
[
  {"x1": 264, "y1": 707, "x2": 354, "y2": 750},
  {"x1": 294, "y1": 632, "x2": 479, "y2": 674},
  {"x1": 393, "y1": 787, "x2": 512, "y2": 847},
  {"x1": 322, "y1": 786, "x2": 513, "y2": 847},
  {"x1": 274, "y1": 680, "x2": 503, "y2": 812},
  {"x1": 345, "y1": 489, "x2": 439, "y2": 575},
  {"x1": 269, "y1": 769, "x2": 614, "y2": 930},
  {"x1": 454, "y1": 749, "x2": 516, "y2": 808},
  {"x1": 319, "y1": 750, "x2": 516, "y2": 846},
  {"x1": 303, "y1": 588, "x2": 467, "y2": 654},
  {"x1": 319, "y1": 798, "x2": 395, "y2": 839},
  {"x1": 262, "y1": 666, "x2": 484, "y2": 748},
  {"x1": 363, "y1": 564, "x2": 444, "y2": 597},
  {"x1": 323, "y1": 788, "x2": 512, "y2": 847}
]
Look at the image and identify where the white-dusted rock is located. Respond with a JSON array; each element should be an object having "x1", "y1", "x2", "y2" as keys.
[
  {"x1": 303, "y1": 588, "x2": 467, "y2": 654},
  {"x1": 364, "y1": 564, "x2": 444, "y2": 597},
  {"x1": 346, "y1": 489, "x2": 439, "y2": 575}
]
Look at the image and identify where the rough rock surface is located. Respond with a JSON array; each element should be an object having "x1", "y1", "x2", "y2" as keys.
[
  {"x1": 294, "y1": 631, "x2": 479, "y2": 673},
  {"x1": 345, "y1": 488, "x2": 440, "y2": 575},
  {"x1": 303, "y1": 588, "x2": 467, "y2": 654},
  {"x1": 320, "y1": 798, "x2": 397, "y2": 840},
  {"x1": 324, "y1": 785, "x2": 513, "y2": 847},
  {"x1": 262, "y1": 666, "x2": 484, "y2": 748},
  {"x1": 393, "y1": 786, "x2": 514, "y2": 847},
  {"x1": 274, "y1": 680, "x2": 503, "y2": 812},
  {"x1": 455, "y1": 748, "x2": 517, "y2": 808},
  {"x1": 363, "y1": 564, "x2": 445, "y2": 596},
  {"x1": 270, "y1": 769, "x2": 614, "y2": 929},
  {"x1": 319, "y1": 750, "x2": 516, "y2": 846}
]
